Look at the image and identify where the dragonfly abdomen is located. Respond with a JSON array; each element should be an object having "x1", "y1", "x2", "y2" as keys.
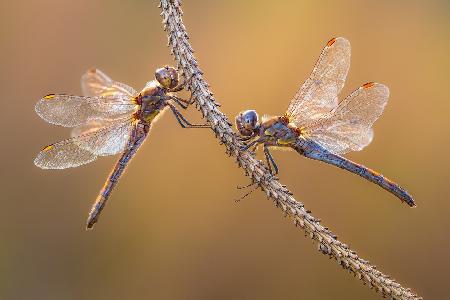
[
  {"x1": 86, "y1": 123, "x2": 150, "y2": 229},
  {"x1": 294, "y1": 139, "x2": 415, "y2": 207}
]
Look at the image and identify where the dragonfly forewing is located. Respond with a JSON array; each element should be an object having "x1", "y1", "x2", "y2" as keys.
[
  {"x1": 287, "y1": 37, "x2": 351, "y2": 127},
  {"x1": 35, "y1": 94, "x2": 137, "y2": 127}
]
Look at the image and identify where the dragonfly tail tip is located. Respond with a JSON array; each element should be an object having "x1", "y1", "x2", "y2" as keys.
[
  {"x1": 86, "y1": 217, "x2": 97, "y2": 230},
  {"x1": 404, "y1": 198, "x2": 416, "y2": 208}
]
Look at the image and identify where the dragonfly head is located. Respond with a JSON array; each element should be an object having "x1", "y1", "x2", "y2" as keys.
[
  {"x1": 155, "y1": 66, "x2": 179, "y2": 89},
  {"x1": 236, "y1": 110, "x2": 259, "y2": 136}
]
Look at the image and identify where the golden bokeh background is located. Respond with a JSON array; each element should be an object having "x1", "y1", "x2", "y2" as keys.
[{"x1": 1, "y1": 0, "x2": 449, "y2": 299}]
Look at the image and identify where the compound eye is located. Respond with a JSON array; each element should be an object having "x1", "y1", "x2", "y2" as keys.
[{"x1": 244, "y1": 111, "x2": 257, "y2": 126}]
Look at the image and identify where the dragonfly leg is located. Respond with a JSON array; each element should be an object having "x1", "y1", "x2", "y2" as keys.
[
  {"x1": 235, "y1": 183, "x2": 259, "y2": 202},
  {"x1": 186, "y1": 81, "x2": 200, "y2": 104},
  {"x1": 168, "y1": 103, "x2": 210, "y2": 128},
  {"x1": 169, "y1": 70, "x2": 200, "y2": 93},
  {"x1": 250, "y1": 142, "x2": 260, "y2": 153},
  {"x1": 237, "y1": 180, "x2": 256, "y2": 189},
  {"x1": 169, "y1": 75, "x2": 189, "y2": 93},
  {"x1": 167, "y1": 95, "x2": 190, "y2": 109},
  {"x1": 241, "y1": 136, "x2": 266, "y2": 151},
  {"x1": 264, "y1": 144, "x2": 279, "y2": 175},
  {"x1": 241, "y1": 140, "x2": 256, "y2": 151},
  {"x1": 169, "y1": 84, "x2": 185, "y2": 93},
  {"x1": 237, "y1": 134, "x2": 255, "y2": 142}
]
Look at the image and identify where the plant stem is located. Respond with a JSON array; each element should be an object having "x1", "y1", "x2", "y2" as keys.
[{"x1": 159, "y1": 1, "x2": 420, "y2": 299}]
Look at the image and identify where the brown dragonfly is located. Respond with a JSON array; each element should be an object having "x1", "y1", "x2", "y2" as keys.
[
  {"x1": 35, "y1": 66, "x2": 209, "y2": 229},
  {"x1": 235, "y1": 37, "x2": 415, "y2": 207}
]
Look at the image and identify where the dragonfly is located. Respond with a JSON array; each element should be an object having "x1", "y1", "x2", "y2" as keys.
[
  {"x1": 235, "y1": 37, "x2": 415, "y2": 207},
  {"x1": 35, "y1": 66, "x2": 209, "y2": 229}
]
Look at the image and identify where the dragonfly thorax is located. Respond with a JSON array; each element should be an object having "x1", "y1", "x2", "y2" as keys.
[
  {"x1": 252, "y1": 115, "x2": 301, "y2": 147},
  {"x1": 135, "y1": 84, "x2": 167, "y2": 123}
]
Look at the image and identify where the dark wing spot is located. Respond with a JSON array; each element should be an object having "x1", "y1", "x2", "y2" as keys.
[
  {"x1": 362, "y1": 82, "x2": 376, "y2": 89},
  {"x1": 326, "y1": 38, "x2": 337, "y2": 47},
  {"x1": 42, "y1": 144, "x2": 54, "y2": 151},
  {"x1": 43, "y1": 94, "x2": 56, "y2": 100}
]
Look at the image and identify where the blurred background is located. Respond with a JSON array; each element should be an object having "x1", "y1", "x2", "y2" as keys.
[{"x1": 1, "y1": 0, "x2": 449, "y2": 299}]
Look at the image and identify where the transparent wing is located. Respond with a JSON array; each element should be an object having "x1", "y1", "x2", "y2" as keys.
[
  {"x1": 34, "y1": 117, "x2": 134, "y2": 169},
  {"x1": 287, "y1": 37, "x2": 351, "y2": 127},
  {"x1": 81, "y1": 68, "x2": 137, "y2": 98},
  {"x1": 35, "y1": 68, "x2": 138, "y2": 127},
  {"x1": 35, "y1": 94, "x2": 137, "y2": 127},
  {"x1": 71, "y1": 117, "x2": 134, "y2": 156},
  {"x1": 306, "y1": 82, "x2": 389, "y2": 155}
]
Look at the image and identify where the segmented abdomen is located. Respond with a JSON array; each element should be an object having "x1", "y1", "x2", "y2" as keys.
[
  {"x1": 86, "y1": 122, "x2": 150, "y2": 229},
  {"x1": 294, "y1": 139, "x2": 415, "y2": 207}
]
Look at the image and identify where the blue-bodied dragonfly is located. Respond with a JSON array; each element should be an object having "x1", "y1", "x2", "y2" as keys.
[
  {"x1": 35, "y1": 66, "x2": 209, "y2": 229},
  {"x1": 235, "y1": 37, "x2": 415, "y2": 207}
]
